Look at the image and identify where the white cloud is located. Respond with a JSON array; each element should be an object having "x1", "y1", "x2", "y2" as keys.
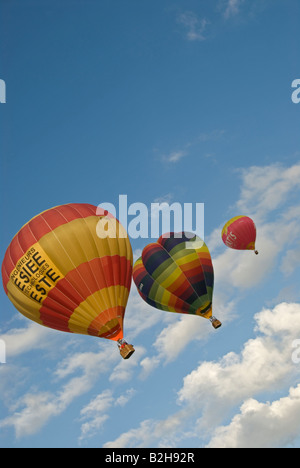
[
  {"x1": 80, "y1": 389, "x2": 114, "y2": 417},
  {"x1": 206, "y1": 384, "x2": 300, "y2": 448},
  {"x1": 115, "y1": 388, "x2": 136, "y2": 407},
  {"x1": 79, "y1": 388, "x2": 137, "y2": 443},
  {"x1": 137, "y1": 293, "x2": 234, "y2": 376},
  {"x1": 0, "y1": 345, "x2": 118, "y2": 439},
  {"x1": 103, "y1": 419, "x2": 155, "y2": 448},
  {"x1": 109, "y1": 345, "x2": 146, "y2": 383},
  {"x1": 223, "y1": 0, "x2": 245, "y2": 19},
  {"x1": 80, "y1": 414, "x2": 109, "y2": 443},
  {"x1": 162, "y1": 150, "x2": 187, "y2": 163},
  {"x1": 236, "y1": 162, "x2": 300, "y2": 221},
  {"x1": 0, "y1": 392, "x2": 60, "y2": 438},
  {"x1": 0, "y1": 321, "x2": 56, "y2": 357},
  {"x1": 177, "y1": 12, "x2": 208, "y2": 41},
  {"x1": 104, "y1": 302, "x2": 300, "y2": 448},
  {"x1": 54, "y1": 345, "x2": 116, "y2": 380},
  {"x1": 178, "y1": 303, "x2": 300, "y2": 427},
  {"x1": 152, "y1": 314, "x2": 210, "y2": 364},
  {"x1": 79, "y1": 389, "x2": 114, "y2": 442},
  {"x1": 280, "y1": 243, "x2": 300, "y2": 276},
  {"x1": 103, "y1": 410, "x2": 190, "y2": 448},
  {"x1": 158, "y1": 130, "x2": 225, "y2": 166},
  {"x1": 139, "y1": 356, "x2": 160, "y2": 380},
  {"x1": 198, "y1": 129, "x2": 226, "y2": 141}
]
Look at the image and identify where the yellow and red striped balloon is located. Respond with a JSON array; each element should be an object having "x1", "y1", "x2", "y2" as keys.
[{"x1": 1, "y1": 204, "x2": 133, "y2": 345}]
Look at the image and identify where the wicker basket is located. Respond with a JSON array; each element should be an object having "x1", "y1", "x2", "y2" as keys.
[
  {"x1": 211, "y1": 318, "x2": 222, "y2": 329},
  {"x1": 120, "y1": 344, "x2": 135, "y2": 360}
]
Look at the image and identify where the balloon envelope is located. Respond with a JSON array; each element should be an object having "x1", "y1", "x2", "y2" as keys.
[
  {"x1": 133, "y1": 232, "x2": 221, "y2": 328},
  {"x1": 222, "y1": 216, "x2": 257, "y2": 253},
  {"x1": 2, "y1": 203, "x2": 133, "y2": 342}
]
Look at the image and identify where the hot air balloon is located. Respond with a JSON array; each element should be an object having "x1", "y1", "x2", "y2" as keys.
[
  {"x1": 1, "y1": 203, "x2": 135, "y2": 359},
  {"x1": 133, "y1": 232, "x2": 221, "y2": 330},
  {"x1": 221, "y1": 216, "x2": 258, "y2": 254}
]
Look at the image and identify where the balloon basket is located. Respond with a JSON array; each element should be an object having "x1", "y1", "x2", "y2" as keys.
[
  {"x1": 119, "y1": 343, "x2": 135, "y2": 360},
  {"x1": 210, "y1": 317, "x2": 222, "y2": 329},
  {"x1": 254, "y1": 250, "x2": 259, "y2": 255}
]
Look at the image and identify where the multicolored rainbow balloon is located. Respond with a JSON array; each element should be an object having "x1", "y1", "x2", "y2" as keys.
[{"x1": 133, "y1": 232, "x2": 221, "y2": 329}]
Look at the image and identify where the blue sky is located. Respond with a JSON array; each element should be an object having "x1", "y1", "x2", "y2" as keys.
[{"x1": 0, "y1": 0, "x2": 300, "y2": 448}]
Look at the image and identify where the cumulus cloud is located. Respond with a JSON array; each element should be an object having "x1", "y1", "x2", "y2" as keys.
[
  {"x1": 236, "y1": 162, "x2": 300, "y2": 221},
  {"x1": 206, "y1": 385, "x2": 300, "y2": 448},
  {"x1": 103, "y1": 410, "x2": 190, "y2": 449},
  {"x1": 178, "y1": 303, "x2": 300, "y2": 429},
  {"x1": 109, "y1": 345, "x2": 146, "y2": 383},
  {"x1": 79, "y1": 389, "x2": 113, "y2": 442},
  {"x1": 139, "y1": 355, "x2": 161, "y2": 380},
  {"x1": 103, "y1": 419, "x2": 155, "y2": 448},
  {"x1": 152, "y1": 314, "x2": 210, "y2": 364},
  {"x1": 6, "y1": 338, "x2": 144, "y2": 442},
  {"x1": 0, "y1": 321, "x2": 56, "y2": 357},
  {"x1": 79, "y1": 388, "x2": 137, "y2": 443},
  {"x1": 0, "y1": 345, "x2": 118, "y2": 439},
  {"x1": 280, "y1": 243, "x2": 300, "y2": 276},
  {"x1": 104, "y1": 302, "x2": 300, "y2": 448},
  {"x1": 0, "y1": 392, "x2": 61, "y2": 438},
  {"x1": 136, "y1": 293, "x2": 235, "y2": 376}
]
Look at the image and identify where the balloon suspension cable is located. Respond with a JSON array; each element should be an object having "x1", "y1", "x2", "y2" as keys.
[{"x1": 210, "y1": 316, "x2": 222, "y2": 329}]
